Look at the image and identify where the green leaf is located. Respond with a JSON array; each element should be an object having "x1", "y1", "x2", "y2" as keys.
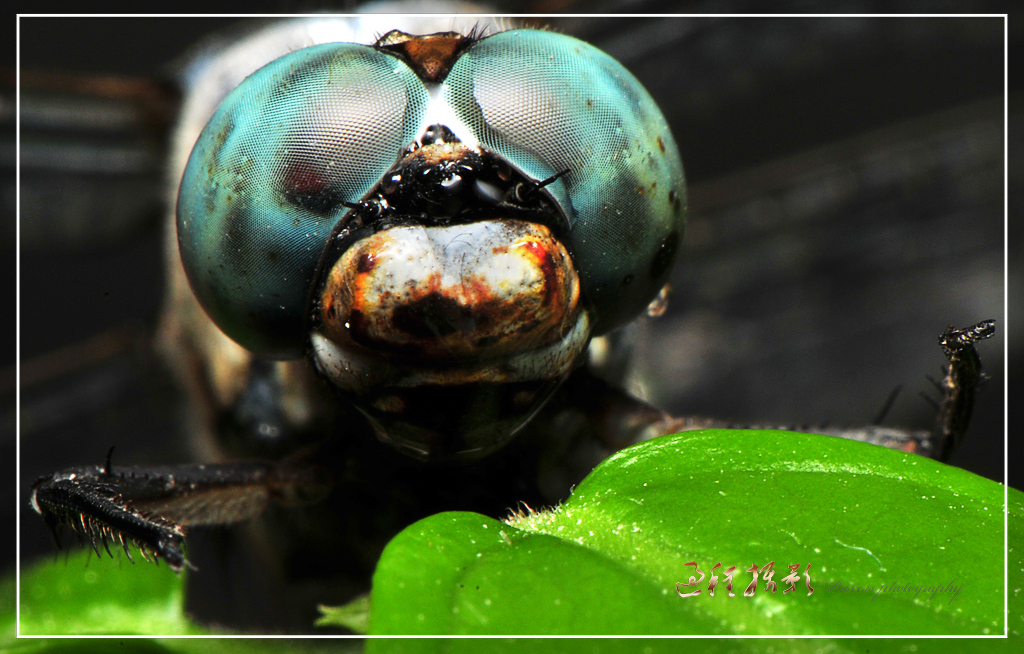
[
  {"x1": 317, "y1": 594, "x2": 370, "y2": 633},
  {"x1": 366, "y1": 429, "x2": 1015, "y2": 641},
  {"x1": 10, "y1": 428, "x2": 1017, "y2": 654},
  {"x1": 18, "y1": 548, "x2": 195, "y2": 636},
  {"x1": 8, "y1": 550, "x2": 358, "y2": 652}
]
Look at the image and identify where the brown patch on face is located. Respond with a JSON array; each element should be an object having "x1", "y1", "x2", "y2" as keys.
[
  {"x1": 318, "y1": 221, "x2": 581, "y2": 360},
  {"x1": 407, "y1": 142, "x2": 474, "y2": 166},
  {"x1": 356, "y1": 252, "x2": 376, "y2": 274},
  {"x1": 375, "y1": 30, "x2": 475, "y2": 83}
]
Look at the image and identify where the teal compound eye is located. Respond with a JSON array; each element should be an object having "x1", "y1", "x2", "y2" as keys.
[
  {"x1": 177, "y1": 28, "x2": 686, "y2": 459},
  {"x1": 442, "y1": 29, "x2": 687, "y2": 335},
  {"x1": 177, "y1": 42, "x2": 431, "y2": 358}
]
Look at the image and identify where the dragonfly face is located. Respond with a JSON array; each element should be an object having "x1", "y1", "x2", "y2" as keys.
[
  {"x1": 126, "y1": 17, "x2": 689, "y2": 625},
  {"x1": 19, "y1": 15, "x2": 1004, "y2": 480},
  {"x1": 19, "y1": 12, "x2": 1006, "y2": 634},
  {"x1": 173, "y1": 25, "x2": 684, "y2": 460}
]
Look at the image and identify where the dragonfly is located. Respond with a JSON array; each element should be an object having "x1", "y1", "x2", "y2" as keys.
[{"x1": 16, "y1": 11, "x2": 1006, "y2": 634}]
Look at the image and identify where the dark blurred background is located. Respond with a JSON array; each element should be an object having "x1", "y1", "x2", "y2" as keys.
[{"x1": 9, "y1": 4, "x2": 1016, "y2": 589}]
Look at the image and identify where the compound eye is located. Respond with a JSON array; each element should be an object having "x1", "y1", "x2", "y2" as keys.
[
  {"x1": 177, "y1": 43, "x2": 429, "y2": 358},
  {"x1": 444, "y1": 30, "x2": 686, "y2": 333}
]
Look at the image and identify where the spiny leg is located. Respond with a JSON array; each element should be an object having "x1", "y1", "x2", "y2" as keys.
[
  {"x1": 31, "y1": 448, "x2": 331, "y2": 572},
  {"x1": 579, "y1": 320, "x2": 995, "y2": 461}
]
